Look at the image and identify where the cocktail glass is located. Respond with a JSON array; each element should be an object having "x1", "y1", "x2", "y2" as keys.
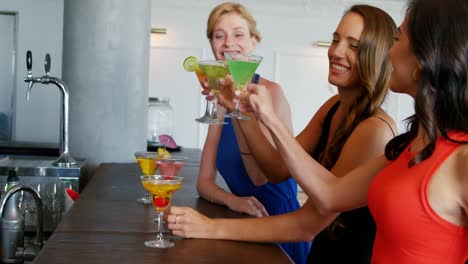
[
  {"x1": 224, "y1": 52, "x2": 262, "y2": 120},
  {"x1": 141, "y1": 175, "x2": 183, "y2": 248},
  {"x1": 134, "y1": 152, "x2": 159, "y2": 205},
  {"x1": 198, "y1": 60, "x2": 230, "y2": 125},
  {"x1": 193, "y1": 69, "x2": 213, "y2": 124},
  {"x1": 155, "y1": 156, "x2": 188, "y2": 176},
  {"x1": 150, "y1": 155, "x2": 187, "y2": 223}
]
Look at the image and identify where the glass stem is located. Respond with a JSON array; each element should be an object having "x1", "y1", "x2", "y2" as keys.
[
  {"x1": 157, "y1": 211, "x2": 164, "y2": 241},
  {"x1": 210, "y1": 96, "x2": 219, "y2": 119},
  {"x1": 234, "y1": 98, "x2": 240, "y2": 113},
  {"x1": 204, "y1": 100, "x2": 211, "y2": 116},
  {"x1": 144, "y1": 191, "x2": 150, "y2": 199}
]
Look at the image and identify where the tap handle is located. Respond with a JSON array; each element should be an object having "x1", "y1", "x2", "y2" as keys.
[
  {"x1": 44, "y1": 53, "x2": 51, "y2": 76},
  {"x1": 26, "y1": 50, "x2": 32, "y2": 74}
]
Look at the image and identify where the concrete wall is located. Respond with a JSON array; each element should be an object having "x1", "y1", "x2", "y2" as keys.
[{"x1": 63, "y1": 0, "x2": 151, "y2": 170}]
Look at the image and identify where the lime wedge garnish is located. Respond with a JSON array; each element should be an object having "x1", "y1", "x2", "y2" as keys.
[{"x1": 183, "y1": 56, "x2": 199, "y2": 72}]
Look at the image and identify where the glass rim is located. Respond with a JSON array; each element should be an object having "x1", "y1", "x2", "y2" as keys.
[
  {"x1": 134, "y1": 151, "x2": 159, "y2": 158},
  {"x1": 155, "y1": 156, "x2": 188, "y2": 161},
  {"x1": 198, "y1": 60, "x2": 227, "y2": 66},
  {"x1": 223, "y1": 51, "x2": 263, "y2": 61},
  {"x1": 140, "y1": 174, "x2": 184, "y2": 182}
]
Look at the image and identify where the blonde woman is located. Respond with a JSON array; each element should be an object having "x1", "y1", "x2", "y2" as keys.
[{"x1": 196, "y1": 2, "x2": 310, "y2": 263}]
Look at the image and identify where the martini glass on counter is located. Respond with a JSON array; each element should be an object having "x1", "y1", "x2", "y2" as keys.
[
  {"x1": 141, "y1": 175, "x2": 183, "y2": 248},
  {"x1": 134, "y1": 152, "x2": 159, "y2": 204},
  {"x1": 224, "y1": 52, "x2": 262, "y2": 120},
  {"x1": 155, "y1": 156, "x2": 188, "y2": 176}
]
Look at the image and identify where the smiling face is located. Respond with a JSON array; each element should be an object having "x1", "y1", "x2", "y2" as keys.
[
  {"x1": 388, "y1": 18, "x2": 421, "y2": 97},
  {"x1": 328, "y1": 12, "x2": 364, "y2": 90},
  {"x1": 209, "y1": 13, "x2": 257, "y2": 61}
]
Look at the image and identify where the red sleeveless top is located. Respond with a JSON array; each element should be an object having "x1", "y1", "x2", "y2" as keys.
[{"x1": 368, "y1": 132, "x2": 468, "y2": 263}]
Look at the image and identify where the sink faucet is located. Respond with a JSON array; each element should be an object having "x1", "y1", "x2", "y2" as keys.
[
  {"x1": 0, "y1": 184, "x2": 44, "y2": 262},
  {"x1": 24, "y1": 51, "x2": 77, "y2": 167}
]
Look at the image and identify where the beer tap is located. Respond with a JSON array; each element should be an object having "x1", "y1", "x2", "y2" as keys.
[{"x1": 24, "y1": 51, "x2": 77, "y2": 167}]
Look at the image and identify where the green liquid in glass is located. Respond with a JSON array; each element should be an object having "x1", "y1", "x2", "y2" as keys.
[{"x1": 227, "y1": 60, "x2": 260, "y2": 89}]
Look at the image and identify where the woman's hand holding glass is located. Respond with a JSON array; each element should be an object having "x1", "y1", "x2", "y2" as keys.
[
  {"x1": 202, "y1": 75, "x2": 237, "y2": 113},
  {"x1": 166, "y1": 206, "x2": 214, "y2": 239},
  {"x1": 236, "y1": 83, "x2": 275, "y2": 123}
]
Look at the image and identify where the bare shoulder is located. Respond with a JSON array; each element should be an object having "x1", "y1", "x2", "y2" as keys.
[
  {"x1": 257, "y1": 77, "x2": 281, "y2": 92},
  {"x1": 330, "y1": 110, "x2": 394, "y2": 176},
  {"x1": 455, "y1": 144, "x2": 468, "y2": 186},
  {"x1": 454, "y1": 144, "x2": 468, "y2": 216},
  {"x1": 340, "y1": 110, "x2": 396, "y2": 164},
  {"x1": 357, "y1": 109, "x2": 397, "y2": 140}
]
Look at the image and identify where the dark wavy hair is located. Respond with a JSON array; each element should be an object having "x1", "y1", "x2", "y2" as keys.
[{"x1": 385, "y1": 0, "x2": 468, "y2": 166}]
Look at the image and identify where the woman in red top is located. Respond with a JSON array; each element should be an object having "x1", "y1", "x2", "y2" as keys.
[{"x1": 168, "y1": 0, "x2": 468, "y2": 262}]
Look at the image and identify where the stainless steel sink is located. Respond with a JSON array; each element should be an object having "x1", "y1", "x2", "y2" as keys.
[{"x1": 0, "y1": 155, "x2": 86, "y2": 233}]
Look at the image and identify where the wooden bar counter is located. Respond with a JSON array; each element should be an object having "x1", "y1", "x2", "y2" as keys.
[{"x1": 33, "y1": 148, "x2": 292, "y2": 263}]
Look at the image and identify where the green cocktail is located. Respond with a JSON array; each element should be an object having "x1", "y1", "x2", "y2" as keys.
[
  {"x1": 198, "y1": 60, "x2": 230, "y2": 125},
  {"x1": 224, "y1": 52, "x2": 263, "y2": 120},
  {"x1": 227, "y1": 60, "x2": 260, "y2": 89}
]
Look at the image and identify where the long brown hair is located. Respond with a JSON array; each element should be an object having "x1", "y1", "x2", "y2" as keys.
[
  {"x1": 318, "y1": 5, "x2": 396, "y2": 235},
  {"x1": 320, "y1": 5, "x2": 397, "y2": 169}
]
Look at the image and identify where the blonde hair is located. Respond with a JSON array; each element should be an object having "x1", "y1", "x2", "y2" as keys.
[{"x1": 206, "y1": 2, "x2": 262, "y2": 42}]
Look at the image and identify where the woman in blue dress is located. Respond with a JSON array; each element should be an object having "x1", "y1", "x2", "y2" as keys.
[{"x1": 196, "y1": 2, "x2": 310, "y2": 263}]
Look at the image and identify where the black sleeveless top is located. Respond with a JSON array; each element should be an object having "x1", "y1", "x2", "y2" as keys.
[{"x1": 307, "y1": 101, "x2": 376, "y2": 264}]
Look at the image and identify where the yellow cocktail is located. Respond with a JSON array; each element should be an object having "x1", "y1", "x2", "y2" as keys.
[
  {"x1": 136, "y1": 156, "x2": 158, "y2": 175},
  {"x1": 142, "y1": 178, "x2": 183, "y2": 211},
  {"x1": 134, "y1": 152, "x2": 159, "y2": 204},
  {"x1": 141, "y1": 175, "x2": 184, "y2": 248}
]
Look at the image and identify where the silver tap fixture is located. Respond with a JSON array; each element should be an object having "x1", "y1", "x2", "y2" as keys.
[
  {"x1": 0, "y1": 184, "x2": 44, "y2": 263},
  {"x1": 24, "y1": 51, "x2": 77, "y2": 167}
]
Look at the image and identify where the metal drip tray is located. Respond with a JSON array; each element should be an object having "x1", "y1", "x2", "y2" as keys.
[
  {"x1": 0, "y1": 155, "x2": 86, "y2": 233},
  {"x1": 0, "y1": 156, "x2": 85, "y2": 178}
]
